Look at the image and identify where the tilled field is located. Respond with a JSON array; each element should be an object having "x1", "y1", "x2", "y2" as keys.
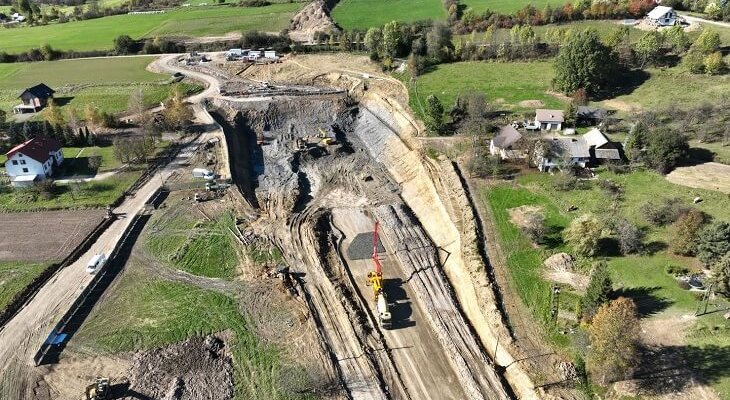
[
  {"x1": 0, "y1": 210, "x2": 105, "y2": 262},
  {"x1": 218, "y1": 91, "x2": 513, "y2": 399}
]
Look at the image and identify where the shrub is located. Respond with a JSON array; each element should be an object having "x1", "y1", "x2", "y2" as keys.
[
  {"x1": 665, "y1": 264, "x2": 689, "y2": 276},
  {"x1": 669, "y1": 209, "x2": 707, "y2": 256},
  {"x1": 598, "y1": 179, "x2": 623, "y2": 200},
  {"x1": 616, "y1": 219, "x2": 644, "y2": 255},
  {"x1": 564, "y1": 214, "x2": 602, "y2": 257},
  {"x1": 640, "y1": 198, "x2": 688, "y2": 226},
  {"x1": 553, "y1": 172, "x2": 579, "y2": 191}
]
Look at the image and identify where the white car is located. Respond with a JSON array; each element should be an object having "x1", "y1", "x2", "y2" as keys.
[{"x1": 86, "y1": 254, "x2": 107, "y2": 274}]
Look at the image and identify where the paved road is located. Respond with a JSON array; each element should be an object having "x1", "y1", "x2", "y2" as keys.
[{"x1": 0, "y1": 103, "x2": 215, "y2": 400}]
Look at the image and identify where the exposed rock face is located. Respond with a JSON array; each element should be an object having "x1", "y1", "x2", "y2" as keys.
[{"x1": 289, "y1": 0, "x2": 339, "y2": 43}]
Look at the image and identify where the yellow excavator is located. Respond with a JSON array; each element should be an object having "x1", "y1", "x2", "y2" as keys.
[
  {"x1": 85, "y1": 377, "x2": 110, "y2": 400},
  {"x1": 365, "y1": 222, "x2": 392, "y2": 328},
  {"x1": 317, "y1": 127, "x2": 336, "y2": 146}
]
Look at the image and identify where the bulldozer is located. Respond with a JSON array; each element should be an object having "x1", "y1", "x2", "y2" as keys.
[
  {"x1": 85, "y1": 377, "x2": 110, "y2": 400},
  {"x1": 365, "y1": 222, "x2": 392, "y2": 328}
]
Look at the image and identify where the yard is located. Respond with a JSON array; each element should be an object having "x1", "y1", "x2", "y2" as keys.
[
  {"x1": 0, "y1": 4, "x2": 301, "y2": 54},
  {"x1": 331, "y1": 0, "x2": 445, "y2": 30},
  {"x1": 479, "y1": 168, "x2": 730, "y2": 395},
  {"x1": 0, "y1": 57, "x2": 201, "y2": 116}
]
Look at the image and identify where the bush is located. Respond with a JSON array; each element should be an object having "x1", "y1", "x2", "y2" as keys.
[
  {"x1": 665, "y1": 264, "x2": 689, "y2": 276},
  {"x1": 598, "y1": 179, "x2": 623, "y2": 200},
  {"x1": 640, "y1": 198, "x2": 688, "y2": 226},
  {"x1": 564, "y1": 214, "x2": 602, "y2": 257},
  {"x1": 677, "y1": 280, "x2": 691, "y2": 290},
  {"x1": 669, "y1": 208, "x2": 707, "y2": 256},
  {"x1": 616, "y1": 219, "x2": 644, "y2": 255},
  {"x1": 239, "y1": 0, "x2": 271, "y2": 6},
  {"x1": 553, "y1": 172, "x2": 579, "y2": 191}
]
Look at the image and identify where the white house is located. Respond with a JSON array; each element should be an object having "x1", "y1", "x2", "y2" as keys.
[
  {"x1": 264, "y1": 50, "x2": 277, "y2": 60},
  {"x1": 647, "y1": 6, "x2": 677, "y2": 26},
  {"x1": 583, "y1": 128, "x2": 621, "y2": 161},
  {"x1": 535, "y1": 109, "x2": 564, "y2": 131},
  {"x1": 490, "y1": 125, "x2": 528, "y2": 159},
  {"x1": 4, "y1": 136, "x2": 63, "y2": 186},
  {"x1": 534, "y1": 137, "x2": 590, "y2": 172}
]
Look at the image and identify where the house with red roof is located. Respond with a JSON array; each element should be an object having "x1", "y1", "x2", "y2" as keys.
[{"x1": 4, "y1": 136, "x2": 63, "y2": 186}]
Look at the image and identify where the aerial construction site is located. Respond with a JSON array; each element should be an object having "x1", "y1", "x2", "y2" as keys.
[{"x1": 0, "y1": 53, "x2": 576, "y2": 400}]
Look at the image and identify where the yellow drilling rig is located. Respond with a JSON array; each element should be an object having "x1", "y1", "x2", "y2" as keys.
[{"x1": 366, "y1": 222, "x2": 392, "y2": 328}]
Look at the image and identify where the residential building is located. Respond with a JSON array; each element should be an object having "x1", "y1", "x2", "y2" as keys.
[
  {"x1": 13, "y1": 83, "x2": 55, "y2": 114},
  {"x1": 534, "y1": 109, "x2": 564, "y2": 131},
  {"x1": 576, "y1": 106, "x2": 608, "y2": 126},
  {"x1": 534, "y1": 137, "x2": 590, "y2": 172},
  {"x1": 4, "y1": 136, "x2": 63, "y2": 186},
  {"x1": 490, "y1": 125, "x2": 528, "y2": 159},
  {"x1": 582, "y1": 128, "x2": 621, "y2": 162},
  {"x1": 647, "y1": 6, "x2": 677, "y2": 26}
]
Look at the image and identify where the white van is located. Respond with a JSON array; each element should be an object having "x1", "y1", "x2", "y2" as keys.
[
  {"x1": 192, "y1": 168, "x2": 215, "y2": 180},
  {"x1": 86, "y1": 254, "x2": 107, "y2": 274}
]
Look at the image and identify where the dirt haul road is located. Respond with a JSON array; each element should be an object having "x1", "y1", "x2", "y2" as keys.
[{"x1": 0, "y1": 133, "x2": 214, "y2": 399}]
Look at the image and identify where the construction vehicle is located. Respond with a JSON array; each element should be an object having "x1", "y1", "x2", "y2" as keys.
[
  {"x1": 85, "y1": 377, "x2": 110, "y2": 400},
  {"x1": 317, "y1": 128, "x2": 336, "y2": 146},
  {"x1": 366, "y1": 222, "x2": 392, "y2": 328}
]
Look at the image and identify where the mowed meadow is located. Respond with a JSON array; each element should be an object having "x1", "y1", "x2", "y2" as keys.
[
  {"x1": 0, "y1": 57, "x2": 200, "y2": 115},
  {"x1": 0, "y1": 3, "x2": 301, "y2": 54}
]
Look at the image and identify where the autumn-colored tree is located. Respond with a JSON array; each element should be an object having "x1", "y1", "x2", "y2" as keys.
[
  {"x1": 587, "y1": 297, "x2": 640, "y2": 385},
  {"x1": 669, "y1": 209, "x2": 707, "y2": 256},
  {"x1": 43, "y1": 100, "x2": 65, "y2": 127},
  {"x1": 564, "y1": 214, "x2": 602, "y2": 257}
]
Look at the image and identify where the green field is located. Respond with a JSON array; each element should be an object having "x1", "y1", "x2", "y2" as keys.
[
  {"x1": 409, "y1": 61, "x2": 565, "y2": 119},
  {"x1": 62, "y1": 145, "x2": 123, "y2": 173},
  {"x1": 0, "y1": 57, "x2": 201, "y2": 115},
  {"x1": 461, "y1": 0, "x2": 564, "y2": 13},
  {"x1": 73, "y1": 275, "x2": 303, "y2": 399},
  {"x1": 0, "y1": 4, "x2": 301, "y2": 54},
  {"x1": 332, "y1": 0, "x2": 445, "y2": 30},
  {"x1": 0, "y1": 261, "x2": 49, "y2": 312}
]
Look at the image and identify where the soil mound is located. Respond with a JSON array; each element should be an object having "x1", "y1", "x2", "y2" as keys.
[
  {"x1": 289, "y1": 0, "x2": 338, "y2": 43},
  {"x1": 543, "y1": 253, "x2": 588, "y2": 291},
  {"x1": 127, "y1": 334, "x2": 234, "y2": 400},
  {"x1": 507, "y1": 205, "x2": 543, "y2": 230}
]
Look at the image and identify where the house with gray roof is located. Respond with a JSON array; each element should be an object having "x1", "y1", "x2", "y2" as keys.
[
  {"x1": 583, "y1": 128, "x2": 621, "y2": 161},
  {"x1": 13, "y1": 83, "x2": 55, "y2": 114},
  {"x1": 490, "y1": 125, "x2": 528, "y2": 159},
  {"x1": 534, "y1": 137, "x2": 590, "y2": 172},
  {"x1": 534, "y1": 109, "x2": 564, "y2": 131},
  {"x1": 576, "y1": 106, "x2": 609, "y2": 126},
  {"x1": 647, "y1": 5, "x2": 677, "y2": 26}
]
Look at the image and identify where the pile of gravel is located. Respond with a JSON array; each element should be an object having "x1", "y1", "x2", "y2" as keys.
[{"x1": 347, "y1": 232, "x2": 385, "y2": 260}]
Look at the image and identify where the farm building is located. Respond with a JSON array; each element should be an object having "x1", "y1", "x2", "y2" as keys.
[
  {"x1": 13, "y1": 83, "x2": 55, "y2": 114},
  {"x1": 490, "y1": 125, "x2": 528, "y2": 160},
  {"x1": 534, "y1": 109, "x2": 564, "y2": 131},
  {"x1": 583, "y1": 128, "x2": 621, "y2": 162},
  {"x1": 534, "y1": 137, "x2": 590, "y2": 172},
  {"x1": 647, "y1": 6, "x2": 677, "y2": 26},
  {"x1": 576, "y1": 106, "x2": 609, "y2": 126},
  {"x1": 4, "y1": 136, "x2": 64, "y2": 186}
]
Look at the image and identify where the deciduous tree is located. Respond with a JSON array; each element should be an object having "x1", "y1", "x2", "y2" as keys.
[
  {"x1": 616, "y1": 218, "x2": 644, "y2": 255},
  {"x1": 670, "y1": 209, "x2": 707, "y2": 256},
  {"x1": 564, "y1": 214, "x2": 602, "y2": 257},
  {"x1": 587, "y1": 297, "x2": 640, "y2": 385},
  {"x1": 553, "y1": 29, "x2": 617, "y2": 95}
]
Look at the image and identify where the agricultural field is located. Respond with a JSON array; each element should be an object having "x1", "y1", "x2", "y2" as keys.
[
  {"x1": 0, "y1": 57, "x2": 201, "y2": 116},
  {"x1": 332, "y1": 0, "x2": 445, "y2": 30},
  {"x1": 480, "y1": 168, "x2": 730, "y2": 395},
  {"x1": 0, "y1": 3, "x2": 301, "y2": 54},
  {"x1": 408, "y1": 61, "x2": 565, "y2": 120},
  {"x1": 461, "y1": 0, "x2": 564, "y2": 14}
]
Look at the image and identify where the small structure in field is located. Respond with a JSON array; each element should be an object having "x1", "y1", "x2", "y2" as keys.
[
  {"x1": 647, "y1": 5, "x2": 677, "y2": 26},
  {"x1": 4, "y1": 136, "x2": 63, "y2": 186},
  {"x1": 13, "y1": 83, "x2": 55, "y2": 114},
  {"x1": 534, "y1": 137, "x2": 590, "y2": 172},
  {"x1": 490, "y1": 125, "x2": 528, "y2": 160},
  {"x1": 583, "y1": 128, "x2": 621, "y2": 162},
  {"x1": 534, "y1": 109, "x2": 564, "y2": 131}
]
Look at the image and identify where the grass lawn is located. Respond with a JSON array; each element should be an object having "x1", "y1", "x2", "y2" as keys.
[
  {"x1": 73, "y1": 274, "x2": 301, "y2": 399},
  {"x1": 0, "y1": 57, "x2": 201, "y2": 116},
  {"x1": 409, "y1": 61, "x2": 565, "y2": 120},
  {"x1": 690, "y1": 140, "x2": 730, "y2": 165},
  {"x1": 0, "y1": 4, "x2": 301, "y2": 54},
  {"x1": 62, "y1": 145, "x2": 122, "y2": 173},
  {"x1": 332, "y1": 0, "x2": 445, "y2": 30},
  {"x1": 461, "y1": 0, "x2": 563, "y2": 14},
  {"x1": 0, "y1": 261, "x2": 49, "y2": 312},
  {"x1": 146, "y1": 210, "x2": 239, "y2": 279}
]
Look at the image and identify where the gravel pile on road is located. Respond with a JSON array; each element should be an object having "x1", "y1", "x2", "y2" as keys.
[
  {"x1": 346, "y1": 232, "x2": 384, "y2": 260},
  {"x1": 126, "y1": 334, "x2": 234, "y2": 400}
]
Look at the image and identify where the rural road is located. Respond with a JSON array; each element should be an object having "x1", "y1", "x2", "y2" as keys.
[
  {"x1": 0, "y1": 55, "x2": 223, "y2": 398},
  {"x1": 680, "y1": 13, "x2": 730, "y2": 28}
]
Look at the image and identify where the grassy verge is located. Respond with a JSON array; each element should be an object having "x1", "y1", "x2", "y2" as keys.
[
  {"x1": 146, "y1": 211, "x2": 239, "y2": 279},
  {"x1": 332, "y1": 0, "x2": 445, "y2": 30},
  {"x1": 0, "y1": 4, "x2": 301, "y2": 54},
  {"x1": 460, "y1": 0, "x2": 564, "y2": 14},
  {"x1": 0, "y1": 261, "x2": 49, "y2": 312},
  {"x1": 73, "y1": 274, "x2": 303, "y2": 399}
]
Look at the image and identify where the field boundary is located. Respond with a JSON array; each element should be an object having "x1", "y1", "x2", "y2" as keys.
[{"x1": 0, "y1": 215, "x2": 114, "y2": 331}]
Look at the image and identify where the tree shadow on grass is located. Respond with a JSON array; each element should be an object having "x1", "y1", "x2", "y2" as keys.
[
  {"x1": 688, "y1": 147, "x2": 716, "y2": 164},
  {"x1": 643, "y1": 241, "x2": 667, "y2": 256},
  {"x1": 540, "y1": 224, "x2": 565, "y2": 249},
  {"x1": 594, "y1": 69, "x2": 651, "y2": 101},
  {"x1": 53, "y1": 96, "x2": 74, "y2": 106},
  {"x1": 612, "y1": 286, "x2": 672, "y2": 318},
  {"x1": 633, "y1": 344, "x2": 730, "y2": 396},
  {"x1": 597, "y1": 237, "x2": 620, "y2": 257}
]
